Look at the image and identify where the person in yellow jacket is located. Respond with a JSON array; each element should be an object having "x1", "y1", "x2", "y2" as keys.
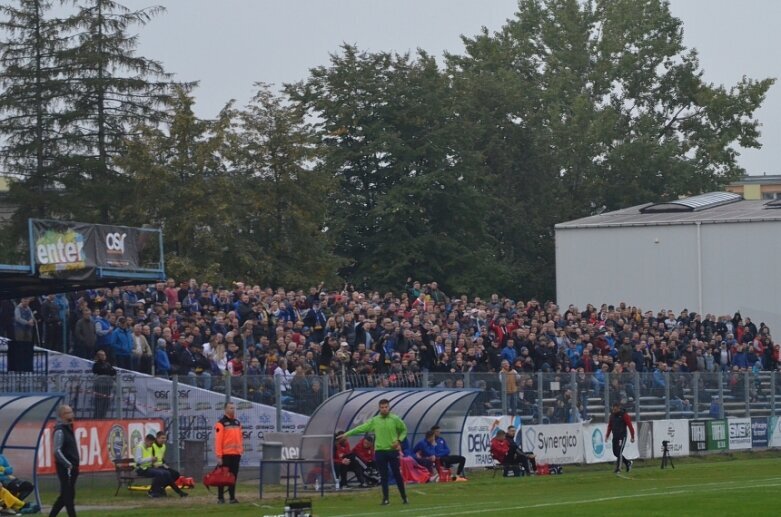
[
  {"x1": 214, "y1": 402, "x2": 243, "y2": 504},
  {"x1": 0, "y1": 483, "x2": 25, "y2": 514}
]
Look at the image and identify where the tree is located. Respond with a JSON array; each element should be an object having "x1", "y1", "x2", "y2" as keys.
[
  {"x1": 56, "y1": 0, "x2": 174, "y2": 221},
  {"x1": 0, "y1": 0, "x2": 67, "y2": 259},
  {"x1": 448, "y1": 0, "x2": 773, "y2": 298},
  {"x1": 289, "y1": 45, "x2": 512, "y2": 294}
]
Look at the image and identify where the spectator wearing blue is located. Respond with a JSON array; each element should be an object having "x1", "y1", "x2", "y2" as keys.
[
  {"x1": 500, "y1": 339, "x2": 517, "y2": 365},
  {"x1": 110, "y1": 317, "x2": 133, "y2": 369},
  {"x1": 431, "y1": 426, "x2": 467, "y2": 481},
  {"x1": 653, "y1": 362, "x2": 668, "y2": 396},
  {"x1": 94, "y1": 310, "x2": 113, "y2": 354},
  {"x1": 412, "y1": 431, "x2": 437, "y2": 476}
]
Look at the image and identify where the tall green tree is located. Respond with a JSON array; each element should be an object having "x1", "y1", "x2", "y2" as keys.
[
  {"x1": 57, "y1": 0, "x2": 174, "y2": 221},
  {"x1": 289, "y1": 45, "x2": 511, "y2": 294},
  {"x1": 449, "y1": 0, "x2": 774, "y2": 298},
  {"x1": 227, "y1": 84, "x2": 342, "y2": 287},
  {"x1": 0, "y1": 0, "x2": 67, "y2": 259}
]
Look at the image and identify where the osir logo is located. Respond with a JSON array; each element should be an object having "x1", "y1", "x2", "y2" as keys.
[
  {"x1": 592, "y1": 428, "x2": 605, "y2": 458},
  {"x1": 105, "y1": 232, "x2": 127, "y2": 254}
]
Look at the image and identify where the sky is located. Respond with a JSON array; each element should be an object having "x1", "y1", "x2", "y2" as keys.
[{"x1": 118, "y1": 0, "x2": 780, "y2": 176}]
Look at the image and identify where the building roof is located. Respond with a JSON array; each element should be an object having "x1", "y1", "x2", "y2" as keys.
[
  {"x1": 556, "y1": 198, "x2": 781, "y2": 229},
  {"x1": 729, "y1": 174, "x2": 781, "y2": 185}
]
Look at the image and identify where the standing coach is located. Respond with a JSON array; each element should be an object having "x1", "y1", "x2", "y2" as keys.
[
  {"x1": 214, "y1": 401, "x2": 243, "y2": 504},
  {"x1": 605, "y1": 402, "x2": 635, "y2": 474}
]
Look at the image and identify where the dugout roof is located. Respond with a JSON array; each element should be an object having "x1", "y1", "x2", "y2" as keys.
[{"x1": 0, "y1": 394, "x2": 63, "y2": 509}]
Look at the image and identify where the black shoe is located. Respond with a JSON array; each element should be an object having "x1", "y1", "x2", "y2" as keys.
[
  {"x1": 381, "y1": 500, "x2": 389, "y2": 506},
  {"x1": 179, "y1": 491, "x2": 189, "y2": 498},
  {"x1": 626, "y1": 460, "x2": 633, "y2": 472},
  {"x1": 403, "y1": 498, "x2": 409, "y2": 505},
  {"x1": 229, "y1": 499, "x2": 239, "y2": 504},
  {"x1": 217, "y1": 499, "x2": 225, "y2": 504},
  {"x1": 613, "y1": 468, "x2": 620, "y2": 474}
]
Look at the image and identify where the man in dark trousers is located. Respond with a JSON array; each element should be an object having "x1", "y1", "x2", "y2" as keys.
[
  {"x1": 49, "y1": 405, "x2": 79, "y2": 517},
  {"x1": 214, "y1": 402, "x2": 243, "y2": 504},
  {"x1": 337, "y1": 399, "x2": 408, "y2": 506},
  {"x1": 605, "y1": 402, "x2": 635, "y2": 474},
  {"x1": 431, "y1": 425, "x2": 467, "y2": 481}
]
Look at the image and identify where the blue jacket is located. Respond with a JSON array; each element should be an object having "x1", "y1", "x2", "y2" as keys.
[
  {"x1": 433, "y1": 436, "x2": 450, "y2": 457},
  {"x1": 95, "y1": 317, "x2": 112, "y2": 347},
  {"x1": 0, "y1": 454, "x2": 13, "y2": 483},
  {"x1": 155, "y1": 347, "x2": 171, "y2": 375},
  {"x1": 501, "y1": 346, "x2": 517, "y2": 364},
  {"x1": 111, "y1": 327, "x2": 133, "y2": 357},
  {"x1": 413, "y1": 439, "x2": 436, "y2": 459}
]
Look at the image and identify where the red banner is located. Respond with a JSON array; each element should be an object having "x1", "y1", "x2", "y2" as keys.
[{"x1": 38, "y1": 419, "x2": 165, "y2": 475}]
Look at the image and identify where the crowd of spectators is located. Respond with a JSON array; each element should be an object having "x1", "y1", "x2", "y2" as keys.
[{"x1": 1, "y1": 277, "x2": 779, "y2": 418}]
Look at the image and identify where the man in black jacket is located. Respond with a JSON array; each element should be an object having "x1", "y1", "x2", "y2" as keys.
[{"x1": 49, "y1": 405, "x2": 79, "y2": 517}]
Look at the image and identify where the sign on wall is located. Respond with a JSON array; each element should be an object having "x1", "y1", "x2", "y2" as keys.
[
  {"x1": 707, "y1": 420, "x2": 728, "y2": 451},
  {"x1": 769, "y1": 416, "x2": 781, "y2": 448},
  {"x1": 522, "y1": 423, "x2": 584, "y2": 464},
  {"x1": 751, "y1": 417, "x2": 769, "y2": 448},
  {"x1": 652, "y1": 419, "x2": 690, "y2": 457},
  {"x1": 460, "y1": 416, "x2": 523, "y2": 468},
  {"x1": 689, "y1": 420, "x2": 708, "y2": 453},
  {"x1": 728, "y1": 418, "x2": 752, "y2": 450},
  {"x1": 582, "y1": 423, "x2": 639, "y2": 464},
  {"x1": 38, "y1": 419, "x2": 164, "y2": 474}
]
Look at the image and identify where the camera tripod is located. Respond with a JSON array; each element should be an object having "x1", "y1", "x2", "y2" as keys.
[{"x1": 660, "y1": 443, "x2": 675, "y2": 469}]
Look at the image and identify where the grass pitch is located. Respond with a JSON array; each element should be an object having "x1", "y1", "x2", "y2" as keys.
[{"x1": 58, "y1": 451, "x2": 781, "y2": 516}]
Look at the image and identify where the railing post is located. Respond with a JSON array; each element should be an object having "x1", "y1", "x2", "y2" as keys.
[
  {"x1": 242, "y1": 371, "x2": 248, "y2": 400},
  {"x1": 772, "y1": 370, "x2": 777, "y2": 418},
  {"x1": 634, "y1": 372, "x2": 641, "y2": 422},
  {"x1": 664, "y1": 371, "x2": 670, "y2": 419},
  {"x1": 500, "y1": 373, "x2": 507, "y2": 416},
  {"x1": 570, "y1": 371, "x2": 578, "y2": 422},
  {"x1": 421, "y1": 370, "x2": 430, "y2": 389},
  {"x1": 536, "y1": 372, "x2": 544, "y2": 425},
  {"x1": 604, "y1": 377, "x2": 610, "y2": 423},
  {"x1": 275, "y1": 375, "x2": 282, "y2": 432},
  {"x1": 744, "y1": 371, "x2": 751, "y2": 418},
  {"x1": 321, "y1": 374, "x2": 329, "y2": 400},
  {"x1": 693, "y1": 372, "x2": 700, "y2": 419},
  {"x1": 718, "y1": 373, "x2": 725, "y2": 420},
  {"x1": 115, "y1": 374, "x2": 123, "y2": 419},
  {"x1": 172, "y1": 375, "x2": 180, "y2": 471},
  {"x1": 225, "y1": 373, "x2": 232, "y2": 404},
  {"x1": 340, "y1": 363, "x2": 347, "y2": 392}
]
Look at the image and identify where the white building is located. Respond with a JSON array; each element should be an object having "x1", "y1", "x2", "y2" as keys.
[{"x1": 555, "y1": 192, "x2": 781, "y2": 332}]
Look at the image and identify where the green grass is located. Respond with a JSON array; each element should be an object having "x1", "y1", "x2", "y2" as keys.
[{"x1": 53, "y1": 451, "x2": 781, "y2": 516}]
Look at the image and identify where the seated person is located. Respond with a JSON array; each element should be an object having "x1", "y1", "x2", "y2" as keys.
[
  {"x1": 397, "y1": 438, "x2": 430, "y2": 485},
  {"x1": 333, "y1": 432, "x2": 366, "y2": 488},
  {"x1": 412, "y1": 431, "x2": 437, "y2": 478},
  {"x1": 506, "y1": 425, "x2": 537, "y2": 475},
  {"x1": 0, "y1": 452, "x2": 34, "y2": 501},
  {"x1": 134, "y1": 434, "x2": 172, "y2": 497},
  {"x1": 431, "y1": 425, "x2": 467, "y2": 481},
  {"x1": 351, "y1": 434, "x2": 379, "y2": 485},
  {"x1": 152, "y1": 431, "x2": 188, "y2": 497},
  {"x1": 0, "y1": 484, "x2": 26, "y2": 514},
  {"x1": 490, "y1": 430, "x2": 520, "y2": 477}
]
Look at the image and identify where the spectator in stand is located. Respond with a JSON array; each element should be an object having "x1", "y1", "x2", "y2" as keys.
[
  {"x1": 155, "y1": 338, "x2": 171, "y2": 377},
  {"x1": 73, "y1": 309, "x2": 96, "y2": 359},
  {"x1": 109, "y1": 317, "x2": 133, "y2": 369},
  {"x1": 131, "y1": 324, "x2": 152, "y2": 373},
  {"x1": 14, "y1": 298, "x2": 35, "y2": 345},
  {"x1": 92, "y1": 350, "x2": 116, "y2": 419}
]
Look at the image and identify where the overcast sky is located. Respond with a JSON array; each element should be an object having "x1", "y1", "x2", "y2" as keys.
[{"x1": 120, "y1": 0, "x2": 779, "y2": 176}]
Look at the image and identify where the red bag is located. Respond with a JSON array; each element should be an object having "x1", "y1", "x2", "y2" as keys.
[
  {"x1": 176, "y1": 476, "x2": 195, "y2": 489},
  {"x1": 203, "y1": 466, "x2": 236, "y2": 489},
  {"x1": 536, "y1": 463, "x2": 550, "y2": 476}
]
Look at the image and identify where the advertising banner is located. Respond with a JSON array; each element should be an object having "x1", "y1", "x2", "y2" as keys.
[
  {"x1": 94, "y1": 224, "x2": 141, "y2": 269},
  {"x1": 46, "y1": 352, "x2": 309, "y2": 467},
  {"x1": 460, "y1": 416, "x2": 523, "y2": 468},
  {"x1": 689, "y1": 420, "x2": 708, "y2": 453},
  {"x1": 652, "y1": 420, "x2": 690, "y2": 457},
  {"x1": 769, "y1": 416, "x2": 781, "y2": 448},
  {"x1": 706, "y1": 420, "x2": 728, "y2": 451},
  {"x1": 728, "y1": 418, "x2": 752, "y2": 450},
  {"x1": 37, "y1": 419, "x2": 164, "y2": 474},
  {"x1": 522, "y1": 423, "x2": 584, "y2": 464},
  {"x1": 751, "y1": 417, "x2": 769, "y2": 448},
  {"x1": 31, "y1": 219, "x2": 96, "y2": 280},
  {"x1": 582, "y1": 423, "x2": 639, "y2": 464},
  {"x1": 637, "y1": 422, "x2": 654, "y2": 459}
]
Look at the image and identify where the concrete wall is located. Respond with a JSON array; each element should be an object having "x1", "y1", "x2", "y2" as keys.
[{"x1": 555, "y1": 221, "x2": 781, "y2": 332}]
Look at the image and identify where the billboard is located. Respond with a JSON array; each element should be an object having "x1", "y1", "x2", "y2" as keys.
[
  {"x1": 38, "y1": 419, "x2": 164, "y2": 474},
  {"x1": 652, "y1": 420, "x2": 690, "y2": 457},
  {"x1": 728, "y1": 418, "x2": 752, "y2": 450},
  {"x1": 582, "y1": 423, "x2": 639, "y2": 464},
  {"x1": 706, "y1": 420, "x2": 728, "y2": 451},
  {"x1": 460, "y1": 416, "x2": 524, "y2": 468},
  {"x1": 522, "y1": 423, "x2": 584, "y2": 464},
  {"x1": 751, "y1": 417, "x2": 769, "y2": 448},
  {"x1": 689, "y1": 420, "x2": 708, "y2": 453}
]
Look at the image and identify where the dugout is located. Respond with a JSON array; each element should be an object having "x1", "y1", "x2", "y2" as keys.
[
  {"x1": 0, "y1": 394, "x2": 63, "y2": 509},
  {"x1": 298, "y1": 388, "x2": 480, "y2": 485}
]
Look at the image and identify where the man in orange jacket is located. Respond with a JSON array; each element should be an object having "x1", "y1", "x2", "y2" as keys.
[{"x1": 214, "y1": 401, "x2": 243, "y2": 504}]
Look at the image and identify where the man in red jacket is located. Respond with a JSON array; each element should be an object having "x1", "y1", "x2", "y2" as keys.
[
  {"x1": 490, "y1": 430, "x2": 520, "y2": 477},
  {"x1": 334, "y1": 432, "x2": 367, "y2": 488},
  {"x1": 605, "y1": 402, "x2": 635, "y2": 474}
]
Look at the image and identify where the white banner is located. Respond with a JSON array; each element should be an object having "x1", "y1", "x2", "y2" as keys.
[
  {"x1": 582, "y1": 423, "x2": 639, "y2": 464},
  {"x1": 460, "y1": 416, "x2": 524, "y2": 468},
  {"x1": 522, "y1": 423, "x2": 584, "y2": 464},
  {"x1": 48, "y1": 352, "x2": 309, "y2": 466},
  {"x1": 652, "y1": 419, "x2": 690, "y2": 457},
  {"x1": 728, "y1": 418, "x2": 752, "y2": 450},
  {"x1": 769, "y1": 416, "x2": 781, "y2": 448}
]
